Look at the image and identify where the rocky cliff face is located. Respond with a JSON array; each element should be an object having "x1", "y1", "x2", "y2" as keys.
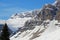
[
  {"x1": 20, "y1": 0, "x2": 60, "y2": 33},
  {"x1": 36, "y1": 0, "x2": 60, "y2": 21}
]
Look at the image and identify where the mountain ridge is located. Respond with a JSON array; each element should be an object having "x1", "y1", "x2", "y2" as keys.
[{"x1": 0, "y1": 0, "x2": 60, "y2": 40}]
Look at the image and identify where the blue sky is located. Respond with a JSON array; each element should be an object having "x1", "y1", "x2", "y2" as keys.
[{"x1": 0, "y1": 0, "x2": 55, "y2": 20}]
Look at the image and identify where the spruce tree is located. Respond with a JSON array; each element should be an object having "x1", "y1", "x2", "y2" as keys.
[{"x1": 1, "y1": 23, "x2": 10, "y2": 40}]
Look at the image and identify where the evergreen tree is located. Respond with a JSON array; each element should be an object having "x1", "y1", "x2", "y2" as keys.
[{"x1": 1, "y1": 23, "x2": 10, "y2": 40}]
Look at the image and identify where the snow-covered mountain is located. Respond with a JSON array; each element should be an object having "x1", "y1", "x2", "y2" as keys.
[
  {"x1": 3, "y1": 0, "x2": 60, "y2": 40},
  {"x1": 10, "y1": 10, "x2": 40, "y2": 19},
  {"x1": 10, "y1": 20, "x2": 60, "y2": 40},
  {"x1": 6, "y1": 9, "x2": 40, "y2": 32}
]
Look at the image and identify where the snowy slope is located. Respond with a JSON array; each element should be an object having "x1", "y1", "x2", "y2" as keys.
[
  {"x1": 10, "y1": 20, "x2": 50, "y2": 40},
  {"x1": 10, "y1": 25, "x2": 44, "y2": 40},
  {"x1": 10, "y1": 20, "x2": 60, "y2": 40},
  {"x1": 33, "y1": 29, "x2": 60, "y2": 40},
  {"x1": 41, "y1": 20, "x2": 58, "y2": 35},
  {"x1": 33, "y1": 20, "x2": 60, "y2": 40}
]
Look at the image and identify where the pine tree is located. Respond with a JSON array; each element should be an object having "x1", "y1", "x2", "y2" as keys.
[{"x1": 1, "y1": 23, "x2": 10, "y2": 40}]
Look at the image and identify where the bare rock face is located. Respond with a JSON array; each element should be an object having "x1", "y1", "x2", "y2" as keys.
[
  {"x1": 37, "y1": 4, "x2": 57, "y2": 21},
  {"x1": 36, "y1": 0, "x2": 60, "y2": 22},
  {"x1": 55, "y1": 10, "x2": 60, "y2": 22},
  {"x1": 55, "y1": 0, "x2": 60, "y2": 9}
]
